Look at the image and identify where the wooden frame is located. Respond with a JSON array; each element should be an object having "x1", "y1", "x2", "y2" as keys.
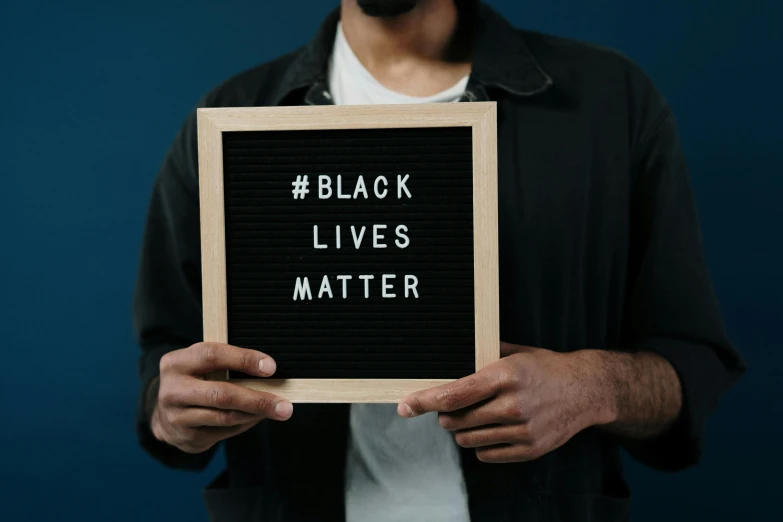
[{"x1": 198, "y1": 103, "x2": 499, "y2": 402}]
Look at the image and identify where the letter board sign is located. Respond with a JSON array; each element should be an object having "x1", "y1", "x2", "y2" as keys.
[{"x1": 198, "y1": 103, "x2": 498, "y2": 402}]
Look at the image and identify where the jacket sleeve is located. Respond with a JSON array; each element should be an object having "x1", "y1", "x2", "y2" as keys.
[
  {"x1": 133, "y1": 106, "x2": 217, "y2": 470},
  {"x1": 619, "y1": 107, "x2": 746, "y2": 471}
]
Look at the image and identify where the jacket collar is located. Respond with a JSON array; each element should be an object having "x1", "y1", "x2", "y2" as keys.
[{"x1": 269, "y1": 3, "x2": 553, "y2": 106}]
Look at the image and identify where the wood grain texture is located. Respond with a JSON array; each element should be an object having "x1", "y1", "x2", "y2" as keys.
[
  {"x1": 198, "y1": 103, "x2": 500, "y2": 400},
  {"x1": 197, "y1": 111, "x2": 229, "y2": 382},
  {"x1": 473, "y1": 103, "x2": 501, "y2": 370},
  {"x1": 232, "y1": 379, "x2": 454, "y2": 403},
  {"x1": 199, "y1": 103, "x2": 490, "y2": 132}
]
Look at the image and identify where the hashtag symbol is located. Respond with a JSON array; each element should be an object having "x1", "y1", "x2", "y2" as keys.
[{"x1": 291, "y1": 175, "x2": 309, "y2": 199}]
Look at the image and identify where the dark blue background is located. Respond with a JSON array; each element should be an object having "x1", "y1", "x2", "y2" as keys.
[{"x1": 1, "y1": 0, "x2": 779, "y2": 519}]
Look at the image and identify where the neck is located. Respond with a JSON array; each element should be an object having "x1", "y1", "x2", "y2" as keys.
[{"x1": 340, "y1": 0, "x2": 472, "y2": 96}]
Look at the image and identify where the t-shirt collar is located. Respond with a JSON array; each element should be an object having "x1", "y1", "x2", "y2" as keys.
[{"x1": 269, "y1": 3, "x2": 554, "y2": 106}]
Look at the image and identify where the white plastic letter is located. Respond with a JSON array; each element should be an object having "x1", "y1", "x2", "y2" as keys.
[
  {"x1": 405, "y1": 275, "x2": 419, "y2": 298},
  {"x1": 318, "y1": 275, "x2": 333, "y2": 299},
  {"x1": 336, "y1": 275, "x2": 352, "y2": 298},
  {"x1": 397, "y1": 174, "x2": 411, "y2": 199},
  {"x1": 337, "y1": 174, "x2": 351, "y2": 199},
  {"x1": 318, "y1": 175, "x2": 332, "y2": 199},
  {"x1": 373, "y1": 224, "x2": 387, "y2": 248},
  {"x1": 395, "y1": 225, "x2": 410, "y2": 249},
  {"x1": 351, "y1": 226, "x2": 366, "y2": 249},
  {"x1": 374, "y1": 176, "x2": 388, "y2": 199},
  {"x1": 313, "y1": 225, "x2": 327, "y2": 249},
  {"x1": 359, "y1": 275, "x2": 374, "y2": 298},
  {"x1": 382, "y1": 274, "x2": 396, "y2": 298},
  {"x1": 353, "y1": 175, "x2": 368, "y2": 199},
  {"x1": 293, "y1": 277, "x2": 312, "y2": 301}
]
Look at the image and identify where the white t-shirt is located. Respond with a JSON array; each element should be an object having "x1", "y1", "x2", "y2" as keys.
[{"x1": 328, "y1": 23, "x2": 472, "y2": 522}]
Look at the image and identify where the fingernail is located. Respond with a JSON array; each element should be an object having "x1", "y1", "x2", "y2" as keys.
[
  {"x1": 399, "y1": 404, "x2": 414, "y2": 418},
  {"x1": 275, "y1": 401, "x2": 293, "y2": 419},
  {"x1": 259, "y1": 358, "x2": 276, "y2": 375}
]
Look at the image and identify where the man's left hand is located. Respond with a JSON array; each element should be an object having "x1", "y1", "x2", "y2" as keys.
[{"x1": 397, "y1": 343, "x2": 618, "y2": 463}]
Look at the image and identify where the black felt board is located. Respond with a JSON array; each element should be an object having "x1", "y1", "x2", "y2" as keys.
[{"x1": 222, "y1": 127, "x2": 475, "y2": 379}]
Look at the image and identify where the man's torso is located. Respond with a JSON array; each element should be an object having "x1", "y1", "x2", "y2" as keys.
[{"x1": 188, "y1": 5, "x2": 661, "y2": 521}]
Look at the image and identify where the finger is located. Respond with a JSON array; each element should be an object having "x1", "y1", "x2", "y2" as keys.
[
  {"x1": 438, "y1": 395, "x2": 526, "y2": 431},
  {"x1": 162, "y1": 342, "x2": 277, "y2": 377},
  {"x1": 164, "y1": 378, "x2": 293, "y2": 420},
  {"x1": 398, "y1": 370, "x2": 500, "y2": 417},
  {"x1": 177, "y1": 422, "x2": 259, "y2": 454},
  {"x1": 453, "y1": 424, "x2": 530, "y2": 448},
  {"x1": 172, "y1": 407, "x2": 263, "y2": 428},
  {"x1": 475, "y1": 443, "x2": 545, "y2": 464}
]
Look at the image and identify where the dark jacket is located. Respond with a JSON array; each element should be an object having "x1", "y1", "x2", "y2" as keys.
[{"x1": 134, "y1": 5, "x2": 745, "y2": 521}]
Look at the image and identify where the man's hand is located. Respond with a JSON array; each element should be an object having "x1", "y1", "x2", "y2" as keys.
[
  {"x1": 398, "y1": 343, "x2": 616, "y2": 463},
  {"x1": 398, "y1": 343, "x2": 682, "y2": 463},
  {"x1": 151, "y1": 342, "x2": 293, "y2": 454}
]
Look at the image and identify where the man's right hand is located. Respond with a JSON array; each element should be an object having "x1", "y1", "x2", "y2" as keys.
[{"x1": 151, "y1": 342, "x2": 293, "y2": 454}]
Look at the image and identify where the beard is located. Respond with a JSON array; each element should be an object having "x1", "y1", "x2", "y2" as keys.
[{"x1": 356, "y1": 0, "x2": 419, "y2": 17}]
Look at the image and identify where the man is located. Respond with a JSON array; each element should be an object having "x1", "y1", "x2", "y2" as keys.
[{"x1": 134, "y1": 1, "x2": 745, "y2": 521}]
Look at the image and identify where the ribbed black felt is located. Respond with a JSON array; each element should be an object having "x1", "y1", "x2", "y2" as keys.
[{"x1": 223, "y1": 127, "x2": 475, "y2": 379}]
